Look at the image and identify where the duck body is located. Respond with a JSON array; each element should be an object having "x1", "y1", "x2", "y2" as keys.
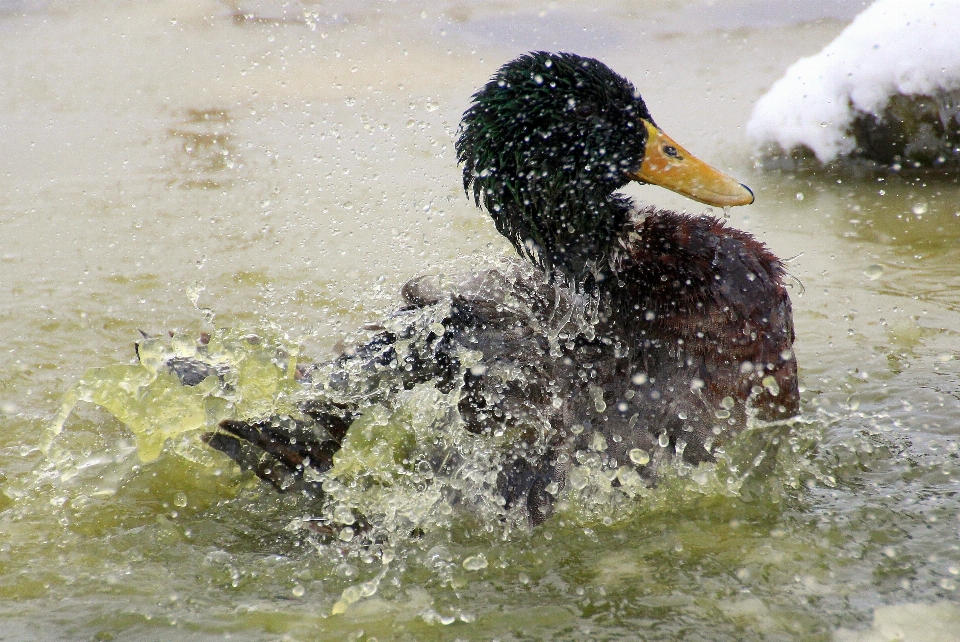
[
  {"x1": 190, "y1": 52, "x2": 799, "y2": 526},
  {"x1": 203, "y1": 209, "x2": 797, "y2": 525}
]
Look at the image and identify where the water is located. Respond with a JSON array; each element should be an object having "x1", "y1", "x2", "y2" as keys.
[{"x1": 3, "y1": 1, "x2": 960, "y2": 640}]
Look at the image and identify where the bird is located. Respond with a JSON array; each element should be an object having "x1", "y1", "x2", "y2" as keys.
[{"x1": 174, "y1": 52, "x2": 799, "y2": 527}]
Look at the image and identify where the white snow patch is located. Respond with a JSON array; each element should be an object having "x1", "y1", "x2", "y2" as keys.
[{"x1": 747, "y1": 0, "x2": 960, "y2": 163}]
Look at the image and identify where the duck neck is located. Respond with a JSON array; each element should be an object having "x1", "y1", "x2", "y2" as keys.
[{"x1": 491, "y1": 183, "x2": 633, "y2": 282}]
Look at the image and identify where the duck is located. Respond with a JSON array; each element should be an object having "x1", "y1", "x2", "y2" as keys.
[{"x1": 184, "y1": 52, "x2": 799, "y2": 526}]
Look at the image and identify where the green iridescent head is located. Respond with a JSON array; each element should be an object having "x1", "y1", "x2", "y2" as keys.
[
  {"x1": 456, "y1": 52, "x2": 650, "y2": 278},
  {"x1": 456, "y1": 52, "x2": 754, "y2": 279}
]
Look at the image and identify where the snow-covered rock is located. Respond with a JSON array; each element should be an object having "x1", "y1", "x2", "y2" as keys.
[{"x1": 748, "y1": 0, "x2": 960, "y2": 170}]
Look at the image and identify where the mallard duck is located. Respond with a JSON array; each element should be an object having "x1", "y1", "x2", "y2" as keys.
[{"x1": 187, "y1": 52, "x2": 799, "y2": 526}]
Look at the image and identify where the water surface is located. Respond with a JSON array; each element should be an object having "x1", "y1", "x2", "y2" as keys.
[{"x1": 2, "y1": 1, "x2": 960, "y2": 640}]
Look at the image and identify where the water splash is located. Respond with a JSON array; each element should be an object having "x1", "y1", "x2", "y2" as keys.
[
  {"x1": 35, "y1": 261, "x2": 828, "y2": 616},
  {"x1": 46, "y1": 327, "x2": 301, "y2": 463}
]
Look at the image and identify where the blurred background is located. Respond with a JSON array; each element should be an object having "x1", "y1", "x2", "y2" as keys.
[{"x1": 2, "y1": 1, "x2": 959, "y2": 640}]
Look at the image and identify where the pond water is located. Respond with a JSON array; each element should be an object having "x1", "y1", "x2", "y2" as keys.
[{"x1": 2, "y1": 1, "x2": 960, "y2": 640}]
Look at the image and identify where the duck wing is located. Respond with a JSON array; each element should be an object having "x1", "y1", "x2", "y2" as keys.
[
  {"x1": 157, "y1": 265, "x2": 573, "y2": 525},
  {"x1": 196, "y1": 281, "x2": 462, "y2": 497}
]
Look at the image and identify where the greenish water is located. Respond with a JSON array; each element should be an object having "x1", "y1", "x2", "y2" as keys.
[{"x1": 2, "y1": 1, "x2": 959, "y2": 640}]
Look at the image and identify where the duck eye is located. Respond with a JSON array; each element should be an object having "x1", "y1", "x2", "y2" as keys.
[
  {"x1": 575, "y1": 102, "x2": 596, "y2": 118},
  {"x1": 663, "y1": 145, "x2": 679, "y2": 158}
]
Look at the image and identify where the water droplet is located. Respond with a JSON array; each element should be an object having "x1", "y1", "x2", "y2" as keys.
[
  {"x1": 425, "y1": 101, "x2": 439, "y2": 112},
  {"x1": 570, "y1": 468, "x2": 590, "y2": 490},
  {"x1": 345, "y1": 97, "x2": 356, "y2": 106},
  {"x1": 912, "y1": 202, "x2": 928, "y2": 216},
  {"x1": 863, "y1": 264, "x2": 884, "y2": 280},
  {"x1": 658, "y1": 433, "x2": 670, "y2": 448},
  {"x1": 631, "y1": 372, "x2": 648, "y2": 385},
  {"x1": 590, "y1": 385, "x2": 606, "y2": 412},
  {"x1": 334, "y1": 505, "x2": 356, "y2": 525},
  {"x1": 292, "y1": 584, "x2": 305, "y2": 597},
  {"x1": 173, "y1": 492, "x2": 188, "y2": 508},
  {"x1": 426, "y1": 545, "x2": 452, "y2": 563},
  {"x1": 617, "y1": 465, "x2": 643, "y2": 489},
  {"x1": 796, "y1": 192, "x2": 804, "y2": 201},
  {"x1": 339, "y1": 527, "x2": 355, "y2": 542},
  {"x1": 590, "y1": 433, "x2": 607, "y2": 452},
  {"x1": 462, "y1": 554, "x2": 488, "y2": 571},
  {"x1": 720, "y1": 396, "x2": 735, "y2": 410},
  {"x1": 762, "y1": 376, "x2": 780, "y2": 396}
]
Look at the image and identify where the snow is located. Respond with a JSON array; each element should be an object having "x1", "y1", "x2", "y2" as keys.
[{"x1": 747, "y1": 0, "x2": 960, "y2": 165}]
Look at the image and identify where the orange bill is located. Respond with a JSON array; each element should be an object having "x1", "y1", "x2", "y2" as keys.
[{"x1": 627, "y1": 120, "x2": 754, "y2": 207}]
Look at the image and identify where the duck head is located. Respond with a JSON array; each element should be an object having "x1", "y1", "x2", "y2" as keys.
[{"x1": 456, "y1": 51, "x2": 754, "y2": 280}]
